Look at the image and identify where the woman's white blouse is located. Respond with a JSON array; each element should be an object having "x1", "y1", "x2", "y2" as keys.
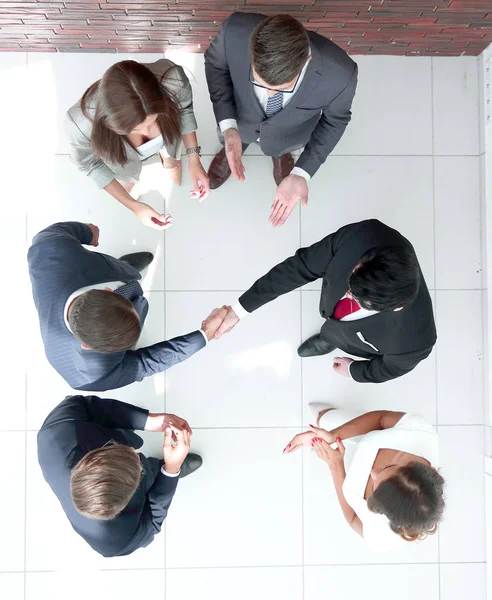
[
  {"x1": 320, "y1": 409, "x2": 439, "y2": 552},
  {"x1": 135, "y1": 134, "x2": 165, "y2": 161},
  {"x1": 341, "y1": 413, "x2": 439, "y2": 552}
]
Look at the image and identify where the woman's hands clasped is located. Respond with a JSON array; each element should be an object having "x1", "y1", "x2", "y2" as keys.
[
  {"x1": 283, "y1": 424, "x2": 334, "y2": 454},
  {"x1": 284, "y1": 425, "x2": 346, "y2": 475},
  {"x1": 312, "y1": 437, "x2": 346, "y2": 476}
]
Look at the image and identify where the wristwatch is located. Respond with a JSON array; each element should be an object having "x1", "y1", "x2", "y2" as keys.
[{"x1": 185, "y1": 146, "x2": 202, "y2": 157}]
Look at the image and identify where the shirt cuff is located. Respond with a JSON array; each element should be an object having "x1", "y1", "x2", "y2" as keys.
[
  {"x1": 291, "y1": 166, "x2": 311, "y2": 181},
  {"x1": 161, "y1": 466, "x2": 180, "y2": 478},
  {"x1": 219, "y1": 118, "x2": 238, "y2": 133},
  {"x1": 232, "y1": 300, "x2": 249, "y2": 320},
  {"x1": 199, "y1": 329, "x2": 209, "y2": 345},
  {"x1": 348, "y1": 360, "x2": 355, "y2": 380}
]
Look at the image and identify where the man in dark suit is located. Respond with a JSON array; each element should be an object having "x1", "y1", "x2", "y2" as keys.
[
  {"x1": 205, "y1": 13, "x2": 357, "y2": 227},
  {"x1": 28, "y1": 221, "x2": 227, "y2": 391},
  {"x1": 213, "y1": 220, "x2": 437, "y2": 384},
  {"x1": 38, "y1": 394, "x2": 201, "y2": 557}
]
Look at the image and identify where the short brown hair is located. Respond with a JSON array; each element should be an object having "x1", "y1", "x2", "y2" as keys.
[
  {"x1": 367, "y1": 462, "x2": 445, "y2": 542},
  {"x1": 81, "y1": 60, "x2": 182, "y2": 166},
  {"x1": 249, "y1": 15, "x2": 310, "y2": 86},
  {"x1": 71, "y1": 445, "x2": 142, "y2": 520},
  {"x1": 69, "y1": 289, "x2": 141, "y2": 353}
]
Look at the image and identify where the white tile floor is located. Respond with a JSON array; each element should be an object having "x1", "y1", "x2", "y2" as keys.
[{"x1": 1, "y1": 51, "x2": 487, "y2": 599}]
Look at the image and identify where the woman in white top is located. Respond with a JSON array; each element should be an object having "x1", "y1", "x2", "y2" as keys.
[
  {"x1": 284, "y1": 407, "x2": 444, "y2": 552},
  {"x1": 66, "y1": 59, "x2": 210, "y2": 229}
]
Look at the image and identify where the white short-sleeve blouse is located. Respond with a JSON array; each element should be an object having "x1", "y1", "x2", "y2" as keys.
[{"x1": 320, "y1": 410, "x2": 439, "y2": 552}]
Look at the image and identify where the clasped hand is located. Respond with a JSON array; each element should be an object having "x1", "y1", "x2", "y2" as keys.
[
  {"x1": 283, "y1": 425, "x2": 346, "y2": 474},
  {"x1": 200, "y1": 305, "x2": 240, "y2": 341}
]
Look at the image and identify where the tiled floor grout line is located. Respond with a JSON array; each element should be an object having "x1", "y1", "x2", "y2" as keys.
[
  {"x1": 299, "y1": 196, "x2": 305, "y2": 600},
  {"x1": 11, "y1": 424, "x2": 485, "y2": 434},
  {"x1": 144, "y1": 289, "x2": 483, "y2": 293},
  {"x1": 430, "y1": 57, "x2": 442, "y2": 600},
  {"x1": 23, "y1": 206, "x2": 28, "y2": 600},
  {"x1": 50, "y1": 153, "x2": 483, "y2": 158},
  {"x1": 162, "y1": 251, "x2": 168, "y2": 593},
  {"x1": 5, "y1": 560, "x2": 489, "y2": 575},
  {"x1": 6, "y1": 560, "x2": 483, "y2": 574}
]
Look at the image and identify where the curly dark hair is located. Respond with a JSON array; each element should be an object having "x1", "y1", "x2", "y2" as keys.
[{"x1": 367, "y1": 462, "x2": 445, "y2": 541}]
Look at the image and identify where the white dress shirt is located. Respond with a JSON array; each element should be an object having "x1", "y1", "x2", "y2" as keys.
[
  {"x1": 161, "y1": 465, "x2": 180, "y2": 477},
  {"x1": 135, "y1": 134, "x2": 165, "y2": 161},
  {"x1": 219, "y1": 50, "x2": 313, "y2": 182}
]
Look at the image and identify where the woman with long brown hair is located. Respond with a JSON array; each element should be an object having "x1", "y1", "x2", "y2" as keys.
[
  {"x1": 284, "y1": 407, "x2": 445, "y2": 552},
  {"x1": 65, "y1": 59, "x2": 210, "y2": 229}
]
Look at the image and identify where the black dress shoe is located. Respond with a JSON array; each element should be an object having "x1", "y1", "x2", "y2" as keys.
[
  {"x1": 178, "y1": 453, "x2": 203, "y2": 479},
  {"x1": 119, "y1": 252, "x2": 154, "y2": 272},
  {"x1": 298, "y1": 334, "x2": 336, "y2": 358}
]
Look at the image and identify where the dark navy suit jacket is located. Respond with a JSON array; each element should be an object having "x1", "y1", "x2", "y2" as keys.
[
  {"x1": 28, "y1": 222, "x2": 205, "y2": 391},
  {"x1": 38, "y1": 395, "x2": 177, "y2": 557}
]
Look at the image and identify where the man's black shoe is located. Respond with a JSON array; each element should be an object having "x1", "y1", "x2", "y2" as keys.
[
  {"x1": 178, "y1": 453, "x2": 203, "y2": 479},
  {"x1": 119, "y1": 252, "x2": 154, "y2": 272},
  {"x1": 297, "y1": 334, "x2": 336, "y2": 358}
]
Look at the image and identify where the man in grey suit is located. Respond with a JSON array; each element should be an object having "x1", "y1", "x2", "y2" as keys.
[
  {"x1": 205, "y1": 13, "x2": 357, "y2": 227},
  {"x1": 28, "y1": 221, "x2": 227, "y2": 391}
]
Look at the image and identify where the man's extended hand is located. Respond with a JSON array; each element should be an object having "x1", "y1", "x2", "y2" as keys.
[
  {"x1": 213, "y1": 306, "x2": 239, "y2": 339},
  {"x1": 224, "y1": 128, "x2": 246, "y2": 182},
  {"x1": 333, "y1": 356, "x2": 354, "y2": 378},
  {"x1": 88, "y1": 223, "x2": 100, "y2": 246},
  {"x1": 145, "y1": 413, "x2": 192, "y2": 434},
  {"x1": 201, "y1": 306, "x2": 229, "y2": 341},
  {"x1": 269, "y1": 174, "x2": 308, "y2": 227}
]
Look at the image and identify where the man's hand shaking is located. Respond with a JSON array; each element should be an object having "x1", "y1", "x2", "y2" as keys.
[{"x1": 201, "y1": 306, "x2": 240, "y2": 341}]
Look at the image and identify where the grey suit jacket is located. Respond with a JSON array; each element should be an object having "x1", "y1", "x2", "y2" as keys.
[
  {"x1": 205, "y1": 12, "x2": 358, "y2": 177},
  {"x1": 65, "y1": 59, "x2": 198, "y2": 189},
  {"x1": 28, "y1": 222, "x2": 206, "y2": 391}
]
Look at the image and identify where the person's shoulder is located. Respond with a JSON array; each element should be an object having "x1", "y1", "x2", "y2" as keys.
[
  {"x1": 308, "y1": 30, "x2": 357, "y2": 76},
  {"x1": 143, "y1": 58, "x2": 179, "y2": 80},
  {"x1": 222, "y1": 11, "x2": 266, "y2": 35},
  {"x1": 66, "y1": 95, "x2": 94, "y2": 137},
  {"x1": 394, "y1": 413, "x2": 435, "y2": 433}
]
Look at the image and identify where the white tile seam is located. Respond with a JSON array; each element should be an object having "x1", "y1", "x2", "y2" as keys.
[
  {"x1": 430, "y1": 59, "x2": 442, "y2": 596},
  {"x1": 10, "y1": 423, "x2": 490, "y2": 434},
  {"x1": 23, "y1": 429, "x2": 27, "y2": 600},
  {"x1": 156, "y1": 289, "x2": 480, "y2": 293},
  {"x1": 15, "y1": 560, "x2": 482, "y2": 572},
  {"x1": 51, "y1": 153, "x2": 482, "y2": 158},
  {"x1": 299, "y1": 174, "x2": 305, "y2": 600}
]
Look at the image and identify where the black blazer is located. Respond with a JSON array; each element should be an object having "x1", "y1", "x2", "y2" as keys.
[
  {"x1": 37, "y1": 395, "x2": 178, "y2": 557},
  {"x1": 28, "y1": 222, "x2": 206, "y2": 391},
  {"x1": 239, "y1": 220, "x2": 437, "y2": 383},
  {"x1": 204, "y1": 12, "x2": 358, "y2": 177}
]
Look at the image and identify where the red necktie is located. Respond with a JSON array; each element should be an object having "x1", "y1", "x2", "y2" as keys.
[{"x1": 333, "y1": 297, "x2": 360, "y2": 320}]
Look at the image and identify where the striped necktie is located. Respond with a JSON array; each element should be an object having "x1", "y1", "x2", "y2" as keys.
[
  {"x1": 265, "y1": 91, "x2": 283, "y2": 118},
  {"x1": 115, "y1": 280, "x2": 143, "y2": 302}
]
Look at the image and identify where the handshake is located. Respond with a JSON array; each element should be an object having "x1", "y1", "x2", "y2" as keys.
[{"x1": 201, "y1": 306, "x2": 240, "y2": 341}]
